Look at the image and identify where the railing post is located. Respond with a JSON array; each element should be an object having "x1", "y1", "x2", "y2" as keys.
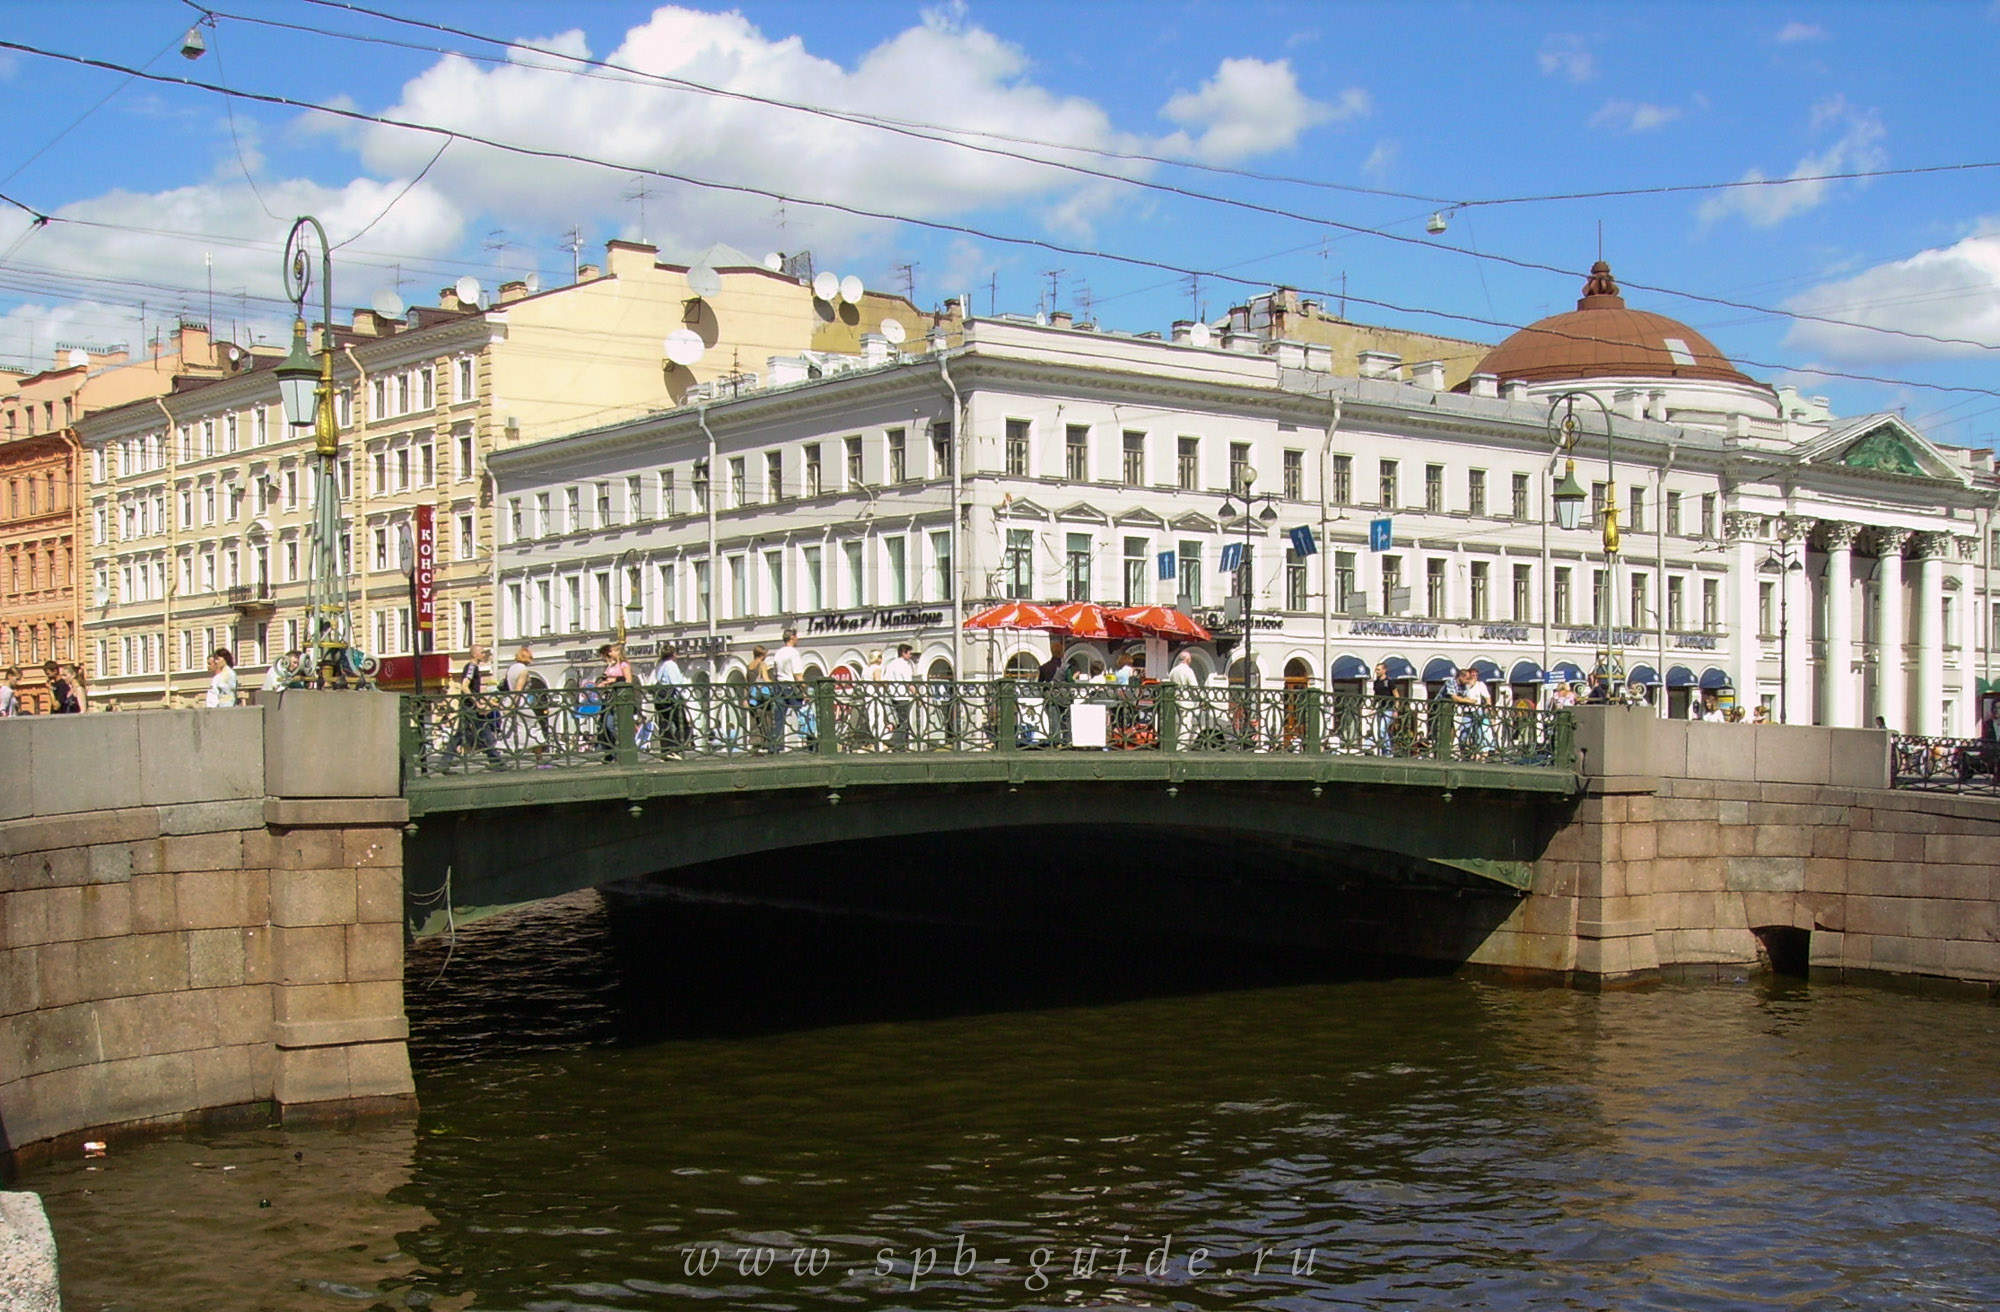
[
  {"x1": 398, "y1": 694, "x2": 423, "y2": 779},
  {"x1": 1159, "y1": 683, "x2": 1180, "y2": 752},
  {"x1": 1433, "y1": 699, "x2": 1454, "y2": 760},
  {"x1": 813, "y1": 679, "x2": 839, "y2": 755},
  {"x1": 1552, "y1": 709, "x2": 1575, "y2": 771},
  {"x1": 996, "y1": 678, "x2": 1018, "y2": 753},
  {"x1": 1302, "y1": 687, "x2": 1324, "y2": 755},
  {"x1": 613, "y1": 681, "x2": 639, "y2": 768}
]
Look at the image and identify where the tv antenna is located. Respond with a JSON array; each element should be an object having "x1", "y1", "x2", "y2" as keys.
[
  {"x1": 623, "y1": 177, "x2": 652, "y2": 244},
  {"x1": 1042, "y1": 268, "x2": 1065, "y2": 316},
  {"x1": 892, "y1": 261, "x2": 918, "y2": 302},
  {"x1": 557, "y1": 226, "x2": 585, "y2": 281}
]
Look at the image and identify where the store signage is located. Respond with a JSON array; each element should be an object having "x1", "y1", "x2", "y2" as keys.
[
  {"x1": 800, "y1": 607, "x2": 945, "y2": 635},
  {"x1": 1351, "y1": 620, "x2": 1440, "y2": 638},
  {"x1": 413, "y1": 504, "x2": 436, "y2": 634}
]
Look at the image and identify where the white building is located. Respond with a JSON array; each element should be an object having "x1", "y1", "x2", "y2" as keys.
[{"x1": 490, "y1": 264, "x2": 2000, "y2": 734}]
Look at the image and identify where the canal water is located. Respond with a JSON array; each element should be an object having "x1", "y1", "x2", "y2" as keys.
[{"x1": 24, "y1": 886, "x2": 2000, "y2": 1312}]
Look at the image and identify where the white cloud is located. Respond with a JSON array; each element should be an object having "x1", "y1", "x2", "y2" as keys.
[
  {"x1": 1589, "y1": 100, "x2": 1683, "y2": 132},
  {"x1": 1360, "y1": 140, "x2": 1400, "y2": 182},
  {"x1": 1776, "y1": 21, "x2": 1827, "y2": 43},
  {"x1": 1698, "y1": 96, "x2": 1887, "y2": 227},
  {"x1": 1158, "y1": 59, "x2": 1358, "y2": 164},
  {"x1": 1538, "y1": 34, "x2": 1596, "y2": 82},
  {"x1": 1782, "y1": 225, "x2": 2000, "y2": 362}
]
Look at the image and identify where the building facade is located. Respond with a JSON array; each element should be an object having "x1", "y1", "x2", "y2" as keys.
[
  {"x1": 488, "y1": 269, "x2": 1998, "y2": 734},
  {"x1": 75, "y1": 241, "x2": 933, "y2": 703}
]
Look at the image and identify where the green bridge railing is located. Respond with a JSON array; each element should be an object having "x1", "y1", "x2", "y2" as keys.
[{"x1": 400, "y1": 680, "x2": 1576, "y2": 782}]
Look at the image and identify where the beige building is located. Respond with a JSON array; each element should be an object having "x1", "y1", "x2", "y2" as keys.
[{"x1": 76, "y1": 241, "x2": 936, "y2": 702}]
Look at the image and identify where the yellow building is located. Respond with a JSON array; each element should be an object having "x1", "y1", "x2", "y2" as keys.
[{"x1": 76, "y1": 241, "x2": 937, "y2": 702}]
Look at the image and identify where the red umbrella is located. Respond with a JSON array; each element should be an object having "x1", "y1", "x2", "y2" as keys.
[
  {"x1": 1050, "y1": 601, "x2": 1141, "y2": 641},
  {"x1": 1110, "y1": 605, "x2": 1212, "y2": 641},
  {"x1": 963, "y1": 600, "x2": 1067, "y2": 632}
]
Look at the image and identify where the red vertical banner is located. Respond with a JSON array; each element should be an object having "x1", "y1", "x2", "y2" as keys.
[{"x1": 414, "y1": 503, "x2": 436, "y2": 635}]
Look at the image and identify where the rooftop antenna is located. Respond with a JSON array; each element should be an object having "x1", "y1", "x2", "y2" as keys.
[
  {"x1": 205, "y1": 251, "x2": 213, "y2": 334},
  {"x1": 988, "y1": 272, "x2": 998, "y2": 317},
  {"x1": 1073, "y1": 279, "x2": 1093, "y2": 323},
  {"x1": 892, "y1": 261, "x2": 918, "y2": 303},
  {"x1": 557, "y1": 226, "x2": 585, "y2": 281},
  {"x1": 622, "y1": 177, "x2": 652, "y2": 244},
  {"x1": 1597, "y1": 219, "x2": 1604, "y2": 263},
  {"x1": 1042, "y1": 268, "x2": 1064, "y2": 316}
]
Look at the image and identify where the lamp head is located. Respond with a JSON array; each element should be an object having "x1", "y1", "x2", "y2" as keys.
[
  {"x1": 274, "y1": 319, "x2": 319, "y2": 429},
  {"x1": 1551, "y1": 461, "x2": 1586, "y2": 532},
  {"x1": 180, "y1": 24, "x2": 207, "y2": 60},
  {"x1": 1258, "y1": 502, "x2": 1280, "y2": 523}
]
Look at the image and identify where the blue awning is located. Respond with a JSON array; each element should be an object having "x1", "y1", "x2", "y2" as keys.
[
  {"x1": 1509, "y1": 660, "x2": 1546, "y2": 684},
  {"x1": 1700, "y1": 666, "x2": 1734, "y2": 690},
  {"x1": 1546, "y1": 660, "x2": 1586, "y2": 683},
  {"x1": 1627, "y1": 664, "x2": 1661, "y2": 687},
  {"x1": 1470, "y1": 659, "x2": 1504, "y2": 681},
  {"x1": 1380, "y1": 655, "x2": 1417, "y2": 680},
  {"x1": 1665, "y1": 664, "x2": 1698, "y2": 688},
  {"x1": 1330, "y1": 655, "x2": 1370, "y2": 680},
  {"x1": 1422, "y1": 656, "x2": 1459, "y2": 683}
]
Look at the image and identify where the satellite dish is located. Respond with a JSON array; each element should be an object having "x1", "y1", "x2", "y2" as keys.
[
  {"x1": 664, "y1": 328, "x2": 706, "y2": 367},
  {"x1": 839, "y1": 274, "x2": 864, "y2": 304},
  {"x1": 763, "y1": 252, "x2": 784, "y2": 272},
  {"x1": 370, "y1": 289, "x2": 405, "y2": 319},
  {"x1": 687, "y1": 264, "x2": 723, "y2": 298},
  {"x1": 880, "y1": 317, "x2": 906, "y2": 345},
  {"x1": 524, "y1": 273, "x2": 541, "y2": 293},
  {"x1": 812, "y1": 270, "x2": 839, "y2": 302},
  {"x1": 65, "y1": 348, "x2": 89, "y2": 369},
  {"x1": 1188, "y1": 321, "x2": 1213, "y2": 348},
  {"x1": 454, "y1": 276, "x2": 482, "y2": 306},
  {"x1": 1034, "y1": 311, "x2": 1047, "y2": 326}
]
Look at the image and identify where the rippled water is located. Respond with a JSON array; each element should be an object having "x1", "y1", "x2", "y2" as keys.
[{"x1": 26, "y1": 888, "x2": 2000, "y2": 1312}]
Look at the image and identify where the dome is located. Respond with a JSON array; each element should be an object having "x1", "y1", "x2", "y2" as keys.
[{"x1": 1472, "y1": 261, "x2": 1755, "y2": 387}]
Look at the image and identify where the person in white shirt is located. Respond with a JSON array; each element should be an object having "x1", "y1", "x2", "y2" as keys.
[
  {"x1": 650, "y1": 643, "x2": 692, "y2": 756},
  {"x1": 881, "y1": 642, "x2": 917, "y2": 747},
  {"x1": 769, "y1": 628, "x2": 806, "y2": 750},
  {"x1": 205, "y1": 649, "x2": 239, "y2": 708},
  {"x1": 0, "y1": 667, "x2": 17, "y2": 718},
  {"x1": 1168, "y1": 650, "x2": 1201, "y2": 688}
]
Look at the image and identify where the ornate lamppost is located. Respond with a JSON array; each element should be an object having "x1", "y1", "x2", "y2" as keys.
[
  {"x1": 1547, "y1": 391, "x2": 1623, "y2": 687},
  {"x1": 273, "y1": 217, "x2": 370, "y2": 687},
  {"x1": 1764, "y1": 520, "x2": 1806, "y2": 723},
  {"x1": 1221, "y1": 465, "x2": 1280, "y2": 688}
]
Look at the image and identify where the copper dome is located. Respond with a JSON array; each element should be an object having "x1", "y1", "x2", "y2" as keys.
[{"x1": 1472, "y1": 261, "x2": 1755, "y2": 386}]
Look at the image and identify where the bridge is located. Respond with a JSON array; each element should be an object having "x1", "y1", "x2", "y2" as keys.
[{"x1": 6, "y1": 689, "x2": 2000, "y2": 1161}]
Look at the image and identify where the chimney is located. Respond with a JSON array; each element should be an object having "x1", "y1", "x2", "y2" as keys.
[
  {"x1": 172, "y1": 322, "x2": 214, "y2": 368},
  {"x1": 1300, "y1": 299, "x2": 1319, "y2": 317},
  {"x1": 1468, "y1": 372, "x2": 1500, "y2": 399},
  {"x1": 439, "y1": 287, "x2": 462, "y2": 312},
  {"x1": 577, "y1": 263, "x2": 601, "y2": 281},
  {"x1": 1268, "y1": 339, "x2": 1307, "y2": 369},
  {"x1": 1615, "y1": 388, "x2": 1644, "y2": 420},
  {"x1": 861, "y1": 333, "x2": 891, "y2": 366},
  {"x1": 498, "y1": 280, "x2": 529, "y2": 304},
  {"x1": 1357, "y1": 350, "x2": 1401, "y2": 380},
  {"x1": 1302, "y1": 342, "x2": 1333, "y2": 372},
  {"x1": 1501, "y1": 379, "x2": 1529, "y2": 403},
  {"x1": 1411, "y1": 360, "x2": 1445, "y2": 391},
  {"x1": 1222, "y1": 329, "x2": 1259, "y2": 354},
  {"x1": 1050, "y1": 311, "x2": 1073, "y2": 329},
  {"x1": 1647, "y1": 389, "x2": 1669, "y2": 421},
  {"x1": 350, "y1": 310, "x2": 384, "y2": 337},
  {"x1": 766, "y1": 356, "x2": 810, "y2": 387},
  {"x1": 1171, "y1": 320, "x2": 1196, "y2": 344},
  {"x1": 942, "y1": 297, "x2": 961, "y2": 318}
]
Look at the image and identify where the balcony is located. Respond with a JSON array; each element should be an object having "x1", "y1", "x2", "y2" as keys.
[{"x1": 227, "y1": 582, "x2": 277, "y2": 616}]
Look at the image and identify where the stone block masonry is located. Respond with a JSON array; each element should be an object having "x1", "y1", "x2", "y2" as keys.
[{"x1": 0, "y1": 695, "x2": 412, "y2": 1160}]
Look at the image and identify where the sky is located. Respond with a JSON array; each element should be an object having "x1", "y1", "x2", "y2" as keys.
[{"x1": 1, "y1": 0, "x2": 1997, "y2": 446}]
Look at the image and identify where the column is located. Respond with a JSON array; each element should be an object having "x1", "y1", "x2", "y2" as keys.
[
  {"x1": 1822, "y1": 522, "x2": 1859, "y2": 727},
  {"x1": 1781, "y1": 518, "x2": 1812, "y2": 723},
  {"x1": 1874, "y1": 529, "x2": 1910, "y2": 732},
  {"x1": 1955, "y1": 534, "x2": 1981, "y2": 734},
  {"x1": 1913, "y1": 532, "x2": 1949, "y2": 737},
  {"x1": 1726, "y1": 514, "x2": 1762, "y2": 705}
]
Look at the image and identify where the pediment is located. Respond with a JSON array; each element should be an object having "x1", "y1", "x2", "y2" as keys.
[
  {"x1": 999, "y1": 496, "x2": 1052, "y2": 520},
  {"x1": 1168, "y1": 511, "x2": 1220, "y2": 532},
  {"x1": 1054, "y1": 501, "x2": 1110, "y2": 525},
  {"x1": 1112, "y1": 507, "x2": 1168, "y2": 529},
  {"x1": 1804, "y1": 414, "x2": 1965, "y2": 484}
]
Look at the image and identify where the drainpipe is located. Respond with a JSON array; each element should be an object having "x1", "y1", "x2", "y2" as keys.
[
  {"x1": 152, "y1": 395, "x2": 178, "y2": 705},
  {"x1": 343, "y1": 346, "x2": 370, "y2": 652},
  {"x1": 1658, "y1": 441, "x2": 1675, "y2": 717},
  {"x1": 697, "y1": 405, "x2": 720, "y2": 649},
  {"x1": 1318, "y1": 393, "x2": 1343, "y2": 687},
  {"x1": 938, "y1": 349, "x2": 965, "y2": 676}
]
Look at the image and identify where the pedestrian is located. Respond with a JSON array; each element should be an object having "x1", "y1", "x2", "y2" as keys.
[
  {"x1": 770, "y1": 628, "x2": 805, "y2": 750},
  {"x1": 63, "y1": 664, "x2": 87, "y2": 714},
  {"x1": 205, "y1": 649, "x2": 238, "y2": 708},
  {"x1": 650, "y1": 643, "x2": 692, "y2": 757},
  {"x1": 1371, "y1": 661, "x2": 1397, "y2": 754},
  {"x1": 882, "y1": 642, "x2": 917, "y2": 748},
  {"x1": 502, "y1": 647, "x2": 543, "y2": 755},
  {"x1": 596, "y1": 642, "x2": 633, "y2": 759},
  {"x1": 0, "y1": 666, "x2": 17, "y2": 718}
]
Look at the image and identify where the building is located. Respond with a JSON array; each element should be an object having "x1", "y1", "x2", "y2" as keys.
[
  {"x1": 487, "y1": 262, "x2": 1998, "y2": 734},
  {"x1": 1, "y1": 325, "x2": 233, "y2": 710},
  {"x1": 75, "y1": 241, "x2": 937, "y2": 704}
]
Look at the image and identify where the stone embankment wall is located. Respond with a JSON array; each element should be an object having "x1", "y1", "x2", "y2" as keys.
[
  {"x1": 1471, "y1": 708, "x2": 2000, "y2": 987},
  {"x1": 1, "y1": 695, "x2": 413, "y2": 1159}
]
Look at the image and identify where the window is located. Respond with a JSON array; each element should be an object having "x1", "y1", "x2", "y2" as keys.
[
  {"x1": 1668, "y1": 576, "x2": 1686, "y2": 630},
  {"x1": 843, "y1": 539, "x2": 865, "y2": 606},
  {"x1": 457, "y1": 513, "x2": 474, "y2": 561},
  {"x1": 508, "y1": 498, "x2": 524, "y2": 541},
  {"x1": 728, "y1": 557, "x2": 746, "y2": 618},
  {"x1": 722, "y1": 458, "x2": 743, "y2": 509},
  {"x1": 1630, "y1": 573, "x2": 1649, "y2": 629},
  {"x1": 420, "y1": 367, "x2": 435, "y2": 410},
  {"x1": 1064, "y1": 532, "x2": 1092, "y2": 601},
  {"x1": 1470, "y1": 560, "x2": 1490, "y2": 620},
  {"x1": 1667, "y1": 490, "x2": 1683, "y2": 536},
  {"x1": 1229, "y1": 442, "x2": 1251, "y2": 493},
  {"x1": 1378, "y1": 459, "x2": 1398, "y2": 509},
  {"x1": 803, "y1": 446, "x2": 821, "y2": 498},
  {"x1": 1759, "y1": 580, "x2": 1775, "y2": 637},
  {"x1": 564, "y1": 486, "x2": 581, "y2": 532},
  {"x1": 1178, "y1": 540, "x2": 1204, "y2": 607},
  {"x1": 1426, "y1": 559, "x2": 1446, "y2": 617},
  {"x1": 1283, "y1": 449, "x2": 1304, "y2": 501},
  {"x1": 373, "y1": 526, "x2": 390, "y2": 571},
  {"x1": 887, "y1": 428, "x2": 907, "y2": 483},
  {"x1": 1629, "y1": 485, "x2": 1645, "y2": 534},
  {"x1": 1177, "y1": 437, "x2": 1199, "y2": 491},
  {"x1": 802, "y1": 547, "x2": 821, "y2": 611},
  {"x1": 886, "y1": 537, "x2": 908, "y2": 605},
  {"x1": 202, "y1": 486, "x2": 217, "y2": 525},
  {"x1": 1335, "y1": 551, "x2": 1357, "y2": 612},
  {"x1": 1285, "y1": 548, "x2": 1307, "y2": 611},
  {"x1": 336, "y1": 388, "x2": 353, "y2": 429},
  {"x1": 1331, "y1": 454, "x2": 1352, "y2": 507},
  {"x1": 1381, "y1": 556, "x2": 1402, "y2": 614},
  {"x1": 626, "y1": 475, "x2": 643, "y2": 522},
  {"x1": 1592, "y1": 569, "x2": 1609, "y2": 626},
  {"x1": 1006, "y1": 419, "x2": 1030, "y2": 477},
  {"x1": 1005, "y1": 529, "x2": 1032, "y2": 599},
  {"x1": 692, "y1": 462, "x2": 709, "y2": 512},
  {"x1": 930, "y1": 421, "x2": 952, "y2": 476},
  {"x1": 371, "y1": 378, "x2": 387, "y2": 420},
  {"x1": 1468, "y1": 469, "x2": 1486, "y2": 517},
  {"x1": 456, "y1": 357, "x2": 475, "y2": 401},
  {"x1": 766, "y1": 549, "x2": 785, "y2": 615},
  {"x1": 765, "y1": 451, "x2": 783, "y2": 503},
  {"x1": 845, "y1": 435, "x2": 863, "y2": 487},
  {"x1": 1120, "y1": 536, "x2": 1149, "y2": 605},
  {"x1": 1700, "y1": 493, "x2": 1716, "y2": 539},
  {"x1": 456, "y1": 428, "x2": 475, "y2": 480},
  {"x1": 1590, "y1": 482, "x2": 1606, "y2": 530},
  {"x1": 1512, "y1": 563, "x2": 1532, "y2": 622},
  {"x1": 930, "y1": 531, "x2": 952, "y2": 602},
  {"x1": 657, "y1": 564, "x2": 676, "y2": 623},
  {"x1": 1425, "y1": 464, "x2": 1444, "y2": 513},
  {"x1": 1553, "y1": 567, "x2": 1572, "y2": 625},
  {"x1": 396, "y1": 373, "x2": 412, "y2": 415},
  {"x1": 395, "y1": 447, "x2": 411, "y2": 492},
  {"x1": 1122, "y1": 431, "x2": 1144, "y2": 485},
  {"x1": 536, "y1": 491, "x2": 552, "y2": 534},
  {"x1": 1066, "y1": 424, "x2": 1089, "y2": 481}
]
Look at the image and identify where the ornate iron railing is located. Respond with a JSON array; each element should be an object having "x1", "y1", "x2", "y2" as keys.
[
  {"x1": 1890, "y1": 733, "x2": 2000, "y2": 794},
  {"x1": 401, "y1": 681, "x2": 1576, "y2": 779}
]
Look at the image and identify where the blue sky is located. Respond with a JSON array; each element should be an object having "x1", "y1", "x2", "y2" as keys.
[{"x1": 2, "y1": 1, "x2": 1997, "y2": 445}]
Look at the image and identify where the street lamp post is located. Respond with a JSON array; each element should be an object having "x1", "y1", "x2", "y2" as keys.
[
  {"x1": 1765, "y1": 522, "x2": 1805, "y2": 722},
  {"x1": 274, "y1": 216, "x2": 367, "y2": 687},
  {"x1": 1221, "y1": 465, "x2": 1280, "y2": 689},
  {"x1": 1546, "y1": 391, "x2": 1623, "y2": 688}
]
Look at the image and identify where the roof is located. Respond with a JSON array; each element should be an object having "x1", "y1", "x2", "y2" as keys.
[{"x1": 1471, "y1": 261, "x2": 1757, "y2": 387}]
